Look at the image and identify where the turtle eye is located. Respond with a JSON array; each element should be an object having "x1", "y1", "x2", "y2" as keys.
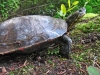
[{"x1": 79, "y1": 9, "x2": 82, "y2": 12}]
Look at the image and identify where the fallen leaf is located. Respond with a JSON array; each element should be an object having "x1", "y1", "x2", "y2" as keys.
[{"x1": 2, "y1": 66, "x2": 7, "y2": 73}]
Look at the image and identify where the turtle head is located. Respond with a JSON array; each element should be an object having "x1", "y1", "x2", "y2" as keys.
[{"x1": 66, "y1": 7, "x2": 86, "y2": 31}]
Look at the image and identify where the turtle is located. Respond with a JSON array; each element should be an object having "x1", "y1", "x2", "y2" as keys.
[{"x1": 0, "y1": 7, "x2": 86, "y2": 58}]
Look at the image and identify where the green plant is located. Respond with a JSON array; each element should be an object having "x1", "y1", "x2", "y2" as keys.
[
  {"x1": 76, "y1": 13, "x2": 100, "y2": 33},
  {"x1": 47, "y1": 47, "x2": 60, "y2": 55},
  {"x1": 9, "y1": 65, "x2": 34, "y2": 75},
  {"x1": 9, "y1": 72, "x2": 15, "y2": 75},
  {"x1": 87, "y1": 66, "x2": 100, "y2": 75},
  {"x1": 0, "y1": 0, "x2": 19, "y2": 20},
  {"x1": 57, "y1": 0, "x2": 79, "y2": 19},
  {"x1": 77, "y1": 21, "x2": 100, "y2": 33},
  {"x1": 79, "y1": 0, "x2": 100, "y2": 13}
]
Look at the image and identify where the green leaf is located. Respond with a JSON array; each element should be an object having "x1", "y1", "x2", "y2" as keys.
[
  {"x1": 87, "y1": 66, "x2": 100, "y2": 75},
  {"x1": 9, "y1": 72, "x2": 15, "y2": 75},
  {"x1": 34, "y1": 0, "x2": 38, "y2": 4},
  {"x1": 60, "y1": 4, "x2": 67, "y2": 16},
  {"x1": 49, "y1": 4, "x2": 54, "y2": 8},
  {"x1": 85, "y1": 5, "x2": 93, "y2": 13},
  {"x1": 1, "y1": 10, "x2": 4, "y2": 13},
  {"x1": 72, "y1": 1, "x2": 79, "y2": 5},
  {"x1": 68, "y1": 0, "x2": 70, "y2": 8},
  {"x1": 0, "y1": 4, "x2": 5, "y2": 7}
]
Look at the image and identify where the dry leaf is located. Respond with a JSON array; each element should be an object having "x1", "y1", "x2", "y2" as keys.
[{"x1": 2, "y1": 66, "x2": 7, "y2": 73}]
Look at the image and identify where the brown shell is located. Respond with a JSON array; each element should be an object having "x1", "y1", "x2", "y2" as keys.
[{"x1": 0, "y1": 15, "x2": 67, "y2": 54}]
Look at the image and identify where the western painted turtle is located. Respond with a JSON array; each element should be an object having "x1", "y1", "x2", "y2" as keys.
[{"x1": 0, "y1": 7, "x2": 86, "y2": 58}]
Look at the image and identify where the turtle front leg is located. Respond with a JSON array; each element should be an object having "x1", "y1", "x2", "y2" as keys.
[{"x1": 59, "y1": 35, "x2": 72, "y2": 58}]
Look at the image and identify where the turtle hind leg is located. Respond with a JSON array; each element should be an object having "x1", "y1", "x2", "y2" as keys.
[{"x1": 59, "y1": 35, "x2": 72, "y2": 58}]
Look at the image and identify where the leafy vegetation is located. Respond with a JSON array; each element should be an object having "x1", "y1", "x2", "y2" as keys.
[
  {"x1": 47, "y1": 47, "x2": 60, "y2": 55},
  {"x1": 0, "y1": 0, "x2": 100, "y2": 21},
  {"x1": 87, "y1": 66, "x2": 100, "y2": 75},
  {"x1": 79, "y1": 0, "x2": 100, "y2": 13},
  {"x1": 0, "y1": 0, "x2": 100, "y2": 75},
  {"x1": 70, "y1": 13, "x2": 100, "y2": 75},
  {"x1": 57, "y1": 1, "x2": 79, "y2": 19},
  {"x1": 75, "y1": 13, "x2": 100, "y2": 33},
  {"x1": 0, "y1": 0, "x2": 19, "y2": 20}
]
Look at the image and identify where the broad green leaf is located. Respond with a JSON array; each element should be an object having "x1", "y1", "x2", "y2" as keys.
[
  {"x1": 72, "y1": 1, "x2": 79, "y2": 5},
  {"x1": 68, "y1": 0, "x2": 70, "y2": 8},
  {"x1": 61, "y1": 4, "x2": 67, "y2": 16},
  {"x1": 85, "y1": 5, "x2": 93, "y2": 13},
  {"x1": 87, "y1": 66, "x2": 100, "y2": 75}
]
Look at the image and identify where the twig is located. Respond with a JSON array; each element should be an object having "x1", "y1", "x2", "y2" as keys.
[
  {"x1": 80, "y1": 68, "x2": 87, "y2": 74},
  {"x1": 95, "y1": 62, "x2": 100, "y2": 69}
]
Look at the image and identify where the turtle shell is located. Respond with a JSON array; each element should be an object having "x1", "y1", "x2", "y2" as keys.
[{"x1": 0, "y1": 15, "x2": 67, "y2": 55}]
